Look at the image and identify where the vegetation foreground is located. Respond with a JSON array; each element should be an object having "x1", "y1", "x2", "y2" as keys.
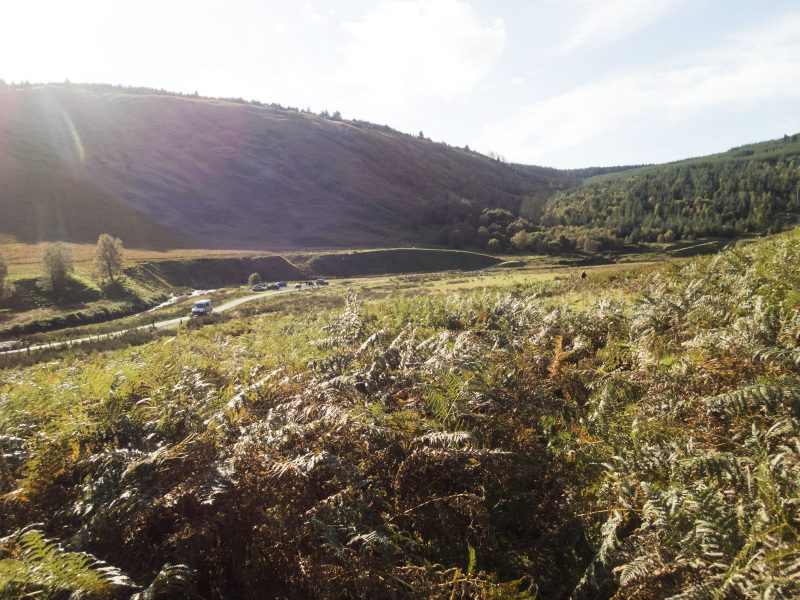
[{"x1": 1, "y1": 230, "x2": 800, "y2": 599}]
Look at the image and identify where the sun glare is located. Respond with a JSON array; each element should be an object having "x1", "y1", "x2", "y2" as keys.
[{"x1": 61, "y1": 111, "x2": 85, "y2": 164}]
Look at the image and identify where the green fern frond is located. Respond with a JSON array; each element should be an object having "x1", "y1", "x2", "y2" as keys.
[
  {"x1": 619, "y1": 552, "x2": 659, "y2": 586},
  {"x1": 756, "y1": 346, "x2": 800, "y2": 368},
  {"x1": 679, "y1": 452, "x2": 750, "y2": 486},
  {"x1": 0, "y1": 529, "x2": 134, "y2": 598},
  {"x1": 347, "y1": 529, "x2": 401, "y2": 559},
  {"x1": 131, "y1": 563, "x2": 195, "y2": 600},
  {"x1": 308, "y1": 518, "x2": 347, "y2": 562},
  {"x1": 705, "y1": 383, "x2": 800, "y2": 419},
  {"x1": 269, "y1": 450, "x2": 342, "y2": 479},
  {"x1": 667, "y1": 580, "x2": 719, "y2": 600}
]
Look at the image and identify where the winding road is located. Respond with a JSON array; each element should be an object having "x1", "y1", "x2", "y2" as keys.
[{"x1": 0, "y1": 285, "x2": 313, "y2": 356}]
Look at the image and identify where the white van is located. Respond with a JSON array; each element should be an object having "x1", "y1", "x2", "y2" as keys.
[{"x1": 191, "y1": 299, "x2": 213, "y2": 316}]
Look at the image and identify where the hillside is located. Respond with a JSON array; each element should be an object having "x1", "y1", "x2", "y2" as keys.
[
  {"x1": 3, "y1": 84, "x2": 799, "y2": 258},
  {"x1": 0, "y1": 84, "x2": 589, "y2": 251},
  {"x1": 541, "y1": 134, "x2": 800, "y2": 248}
]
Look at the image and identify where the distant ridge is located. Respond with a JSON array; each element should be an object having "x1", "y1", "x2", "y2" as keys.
[
  {"x1": 0, "y1": 84, "x2": 598, "y2": 251},
  {"x1": 6, "y1": 83, "x2": 791, "y2": 255}
]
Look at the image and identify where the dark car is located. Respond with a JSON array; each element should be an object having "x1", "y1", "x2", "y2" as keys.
[
  {"x1": 315, "y1": 279, "x2": 329, "y2": 286},
  {"x1": 277, "y1": 281, "x2": 287, "y2": 288},
  {"x1": 266, "y1": 283, "x2": 280, "y2": 290}
]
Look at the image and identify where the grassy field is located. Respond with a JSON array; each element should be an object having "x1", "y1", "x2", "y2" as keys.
[
  {"x1": 0, "y1": 245, "x2": 562, "y2": 339},
  {"x1": 0, "y1": 254, "x2": 660, "y2": 363},
  {"x1": 0, "y1": 241, "x2": 271, "y2": 275},
  {"x1": 288, "y1": 248, "x2": 501, "y2": 277}
]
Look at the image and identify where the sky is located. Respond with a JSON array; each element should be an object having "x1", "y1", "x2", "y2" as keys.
[{"x1": 2, "y1": 0, "x2": 799, "y2": 169}]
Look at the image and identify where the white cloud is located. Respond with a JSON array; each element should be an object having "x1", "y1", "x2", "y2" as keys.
[
  {"x1": 338, "y1": 0, "x2": 505, "y2": 114},
  {"x1": 553, "y1": 0, "x2": 688, "y2": 54},
  {"x1": 474, "y1": 10, "x2": 800, "y2": 164},
  {"x1": 301, "y1": 2, "x2": 334, "y2": 24}
]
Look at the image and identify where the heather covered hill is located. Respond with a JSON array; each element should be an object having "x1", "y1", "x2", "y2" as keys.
[{"x1": 0, "y1": 84, "x2": 590, "y2": 251}]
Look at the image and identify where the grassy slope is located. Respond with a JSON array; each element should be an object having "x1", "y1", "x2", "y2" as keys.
[
  {"x1": 124, "y1": 255, "x2": 304, "y2": 289},
  {"x1": 0, "y1": 85, "x2": 579, "y2": 251},
  {"x1": 0, "y1": 90, "x2": 181, "y2": 249}
]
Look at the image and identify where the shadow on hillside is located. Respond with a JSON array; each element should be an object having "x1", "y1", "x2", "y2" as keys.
[
  {"x1": 100, "y1": 278, "x2": 130, "y2": 300},
  {"x1": 0, "y1": 277, "x2": 102, "y2": 313}
]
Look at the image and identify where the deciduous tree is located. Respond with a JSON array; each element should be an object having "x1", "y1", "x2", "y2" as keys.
[
  {"x1": 510, "y1": 230, "x2": 529, "y2": 252},
  {"x1": 94, "y1": 234, "x2": 124, "y2": 281},
  {"x1": 475, "y1": 226, "x2": 491, "y2": 250},
  {"x1": 41, "y1": 242, "x2": 74, "y2": 292},
  {"x1": 248, "y1": 272, "x2": 261, "y2": 286}
]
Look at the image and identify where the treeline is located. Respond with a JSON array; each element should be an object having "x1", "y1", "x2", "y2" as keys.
[
  {"x1": 0, "y1": 79, "x2": 320, "y2": 115},
  {"x1": 541, "y1": 134, "x2": 800, "y2": 247},
  {"x1": 435, "y1": 134, "x2": 800, "y2": 254},
  {"x1": 434, "y1": 206, "x2": 572, "y2": 254},
  {"x1": 432, "y1": 137, "x2": 800, "y2": 254}
]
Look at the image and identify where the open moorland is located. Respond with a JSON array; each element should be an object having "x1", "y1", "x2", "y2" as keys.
[{"x1": 0, "y1": 249, "x2": 656, "y2": 362}]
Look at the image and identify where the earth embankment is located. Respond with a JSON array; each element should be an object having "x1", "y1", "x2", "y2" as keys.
[
  {"x1": 125, "y1": 255, "x2": 304, "y2": 288},
  {"x1": 295, "y1": 248, "x2": 499, "y2": 278}
]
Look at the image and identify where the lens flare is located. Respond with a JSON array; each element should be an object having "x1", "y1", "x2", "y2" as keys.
[{"x1": 62, "y1": 111, "x2": 85, "y2": 164}]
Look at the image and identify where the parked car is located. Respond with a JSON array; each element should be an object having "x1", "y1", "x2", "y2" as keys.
[
  {"x1": 277, "y1": 281, "x2": 287, "y2": 288},
  {"x1": 315, "y1": 279, "x2": 329, "y2": 286},
  {"x1": 251, "y1": 285, "x2": 268, "y2": 291},
  {"x1": 191, "y1": 299, "x2": 213, "y2": 316},
  {"x1": 266, "y1": 283, "x2": 280, "y2": 290}
]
